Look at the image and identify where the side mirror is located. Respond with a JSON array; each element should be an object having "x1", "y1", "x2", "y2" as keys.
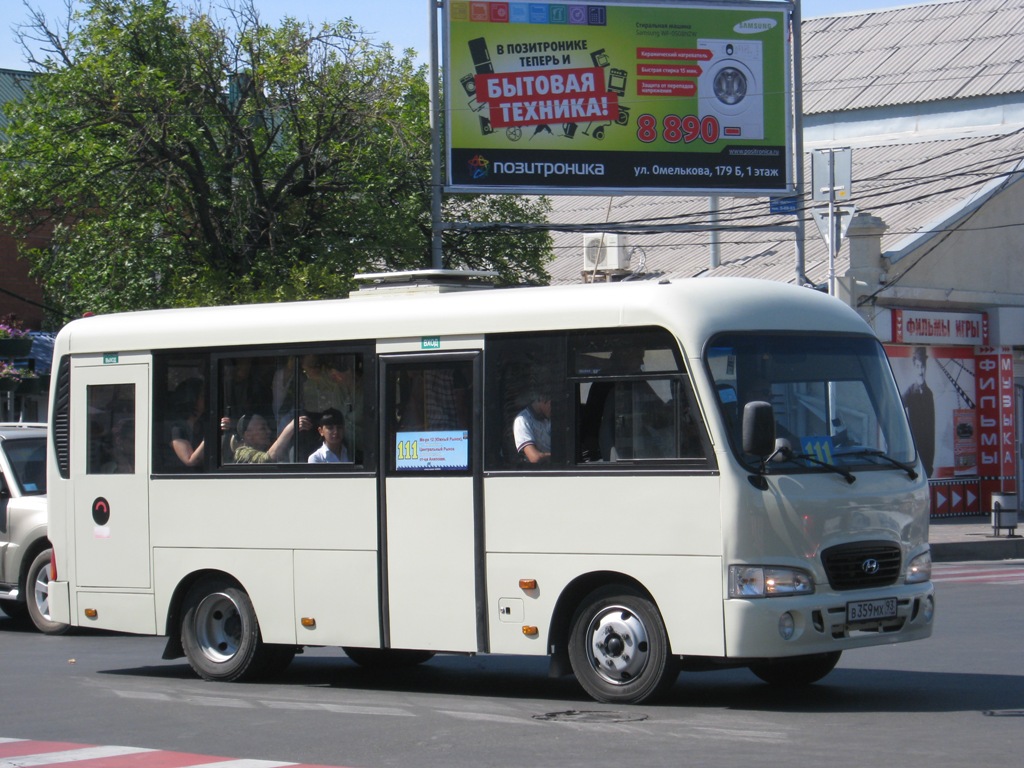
[{"x1": 742, "y1": 401, "x2": 776, "y2": 458}]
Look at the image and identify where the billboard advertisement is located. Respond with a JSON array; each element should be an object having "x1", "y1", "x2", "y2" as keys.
[{"x1": 445, "y1": 1, "x2": 793, "y2": 195}]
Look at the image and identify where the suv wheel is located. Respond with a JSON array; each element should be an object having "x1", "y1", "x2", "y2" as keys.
[{"x1": 26, "y1": 549, "x2": 70, "y2": 635}]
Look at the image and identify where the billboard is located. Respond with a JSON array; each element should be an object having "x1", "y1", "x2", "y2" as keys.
[
  {"x1": 445, "y1": 1, "x2": 793, "y2": 195},
  {"x1": 888, "y1": 343, "x2": 1017, "y2": 517}
]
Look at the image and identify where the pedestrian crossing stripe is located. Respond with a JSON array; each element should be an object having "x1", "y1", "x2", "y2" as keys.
[
  {"x1": 931, "y1": 563, "x2": 1024, "y2": 584},
  {"x1": 0, "y1": 739, "x2": 347, "y2": 768}
]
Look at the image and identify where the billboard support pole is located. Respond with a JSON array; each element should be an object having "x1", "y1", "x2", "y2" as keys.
[
  {"x1": 709, "y1": 196, "x2": 721, "y2": 269},
  {"x1": 791, "y1": 0, "x2": 809, "y2": 287},
  {"x1": 429, "y1": 0, "x2": 444, "y2": 269}
]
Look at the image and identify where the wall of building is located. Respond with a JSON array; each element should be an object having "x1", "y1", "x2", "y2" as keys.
[
  {"x1": 0, "y1": 229, "x2": 46, "y2": 328},
  {"x1": 882, "y1": 178, "x2": 1024, "y2": 310}
]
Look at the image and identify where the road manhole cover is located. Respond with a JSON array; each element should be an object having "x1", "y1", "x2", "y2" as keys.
[
  {"x1": 533, "y1": 710, "x2": 649, "y2": 724},
  {"x1": 983, "y1": 710, "x2": 1024, "y2": 717}
]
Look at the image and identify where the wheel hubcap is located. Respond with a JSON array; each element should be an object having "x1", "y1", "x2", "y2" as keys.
[
  {"x1": 587, "y1": 605, "x2": 650, "y2": 685},
  {"x1": 33, "y1": 565, "x2": 51, "y2": 620},
  {"x1": 194, "y1": 592, "x2": 242, "y2": 663}
]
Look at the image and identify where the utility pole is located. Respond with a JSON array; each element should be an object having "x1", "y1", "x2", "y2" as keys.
[{"x1": 811, "y1": 147, "x2": 854, "y2": 296}]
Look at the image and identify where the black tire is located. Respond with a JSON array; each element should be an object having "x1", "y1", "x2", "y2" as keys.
[
  {"x1": 26, "y1": 549, "x2": 70, "y2": 635},
  {"x1": 343, "y1": 647, "x2": 435, "y2": 669},
  {"x1": 180, "y1": 577, "x2": 267, "y2": 682},
  {"x1": 567, "y1": 586, "x2": 678, "y2": 704},
  {"x1": 749, "y1": 651, "x2": 842, "y2": 687}
]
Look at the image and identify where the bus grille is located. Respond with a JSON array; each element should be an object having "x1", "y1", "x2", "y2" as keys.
[{"x1": 822, "y1": 541, "x2": 902, "y2": 590}]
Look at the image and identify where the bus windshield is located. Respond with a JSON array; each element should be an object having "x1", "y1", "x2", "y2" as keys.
[{"x1": 707, "y1": 333, "x2": 916, "y2": 471}]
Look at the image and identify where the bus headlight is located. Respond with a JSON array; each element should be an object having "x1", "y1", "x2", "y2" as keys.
[
  {"x1": 729, "y1": 566, "x2": 814, "y2": 598},
  {"x1": 906, "y1": 551, "x2": 932, "y2": 584}
]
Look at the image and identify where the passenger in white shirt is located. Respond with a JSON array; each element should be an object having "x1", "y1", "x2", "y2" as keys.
[
  {"x1": 307, "y1": 408, "x2": 351, "y2": 463},
  {"x1": 514, "y1": 394, "x2": 551, "y2": 463}
]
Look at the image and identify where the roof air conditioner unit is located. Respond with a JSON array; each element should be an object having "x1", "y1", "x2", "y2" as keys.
[{"x1": 582, "y1": 233, "x2": 630, "y2": 272}]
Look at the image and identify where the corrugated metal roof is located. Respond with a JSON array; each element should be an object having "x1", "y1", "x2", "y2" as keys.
[
  {"x1": 542, "y1": 2, "x2": 1024, "y2": 288},
  {"x1": 802, "y1": 0, "x2": 1024, "y2": 115},
  {"x1": 545, "y1": 129, "x2": 1024, "y2": 287}
]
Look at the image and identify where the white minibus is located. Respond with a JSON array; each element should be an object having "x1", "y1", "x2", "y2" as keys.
[{"x1": 46, "y1": 275, "x2": 933, "y2": 703}]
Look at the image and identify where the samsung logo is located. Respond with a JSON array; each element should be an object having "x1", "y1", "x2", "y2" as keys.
[{"x1": 735, "y1": 18, "x2": 778, "y2": 34}]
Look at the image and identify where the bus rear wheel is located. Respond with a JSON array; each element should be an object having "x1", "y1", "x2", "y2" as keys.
[
  {"x1": 181, "y1": 578, "x2": 265, "y2": 682},
  {"x1": 568, "y1": 586, "x2": 678, "y2": 704},
  {"x1": 749, "y1": 651, "x2": 842, "y2": 687}
]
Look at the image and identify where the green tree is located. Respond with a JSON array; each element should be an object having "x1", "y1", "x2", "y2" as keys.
[{"x1": 0, "y1": 0, "x2": 552, "y2": 318}]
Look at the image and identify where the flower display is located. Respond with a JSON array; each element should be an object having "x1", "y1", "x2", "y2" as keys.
[
  {"x1": 0, "y1": 361, "x2": 38, "y2": 391},
  {"x1": 0, "y1": 323, "x2": 30, "y2": 340}
]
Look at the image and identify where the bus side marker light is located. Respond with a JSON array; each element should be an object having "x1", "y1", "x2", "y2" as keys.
[
  {"x1": 301, "y1": 617, "x2": 317, "y2": 628},
  {"x1": 522, "y1": 626, "x2": 538, "y2": 636},
  {"x1": 84, "y1": 608, "x2": 98, "y2": 619},
  {"x1": 519, "y1": 579, "x2": 537, "y2": 590}
]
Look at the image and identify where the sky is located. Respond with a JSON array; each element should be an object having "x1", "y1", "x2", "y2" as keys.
[{"x1": 1, "y1": 0, "x2": 932, "y2": 71}]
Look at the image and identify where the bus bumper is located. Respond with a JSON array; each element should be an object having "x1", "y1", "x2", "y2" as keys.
[
  {"x1": 49, "y1": 580, "x2": 71, "y2": 625},
  {"x1": 722, "y1": 581, "x2": 935, "y2": 658}
]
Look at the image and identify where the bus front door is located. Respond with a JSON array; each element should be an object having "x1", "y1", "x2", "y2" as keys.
[{"x1": 381, "y1": 354, "x2": 484, "y2": 653}]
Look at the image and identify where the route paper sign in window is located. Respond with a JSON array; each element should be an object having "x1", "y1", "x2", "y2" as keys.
[{"x1": 395, "y1": 430, "x2": 471, "y2": 471}]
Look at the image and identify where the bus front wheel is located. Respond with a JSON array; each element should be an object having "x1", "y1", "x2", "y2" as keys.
[
  {"x1": 181, "y1": 578, "x2": 265, "y2": 682},
  {"x1": 568, "y1": 586, "x2": 678, "y2": 704}
]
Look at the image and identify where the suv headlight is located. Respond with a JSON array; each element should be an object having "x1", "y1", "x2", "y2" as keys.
[
  {"x1": 906, "y1": 550, "x2": 932, "y2": 584},
  {"x1": 729, "y1": 566, "x2": 814, "y2": 598}
]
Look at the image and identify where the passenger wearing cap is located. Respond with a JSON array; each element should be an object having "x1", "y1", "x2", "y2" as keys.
[{"x1": 308, "y1": 408, "x2": 351, "y2": 463}]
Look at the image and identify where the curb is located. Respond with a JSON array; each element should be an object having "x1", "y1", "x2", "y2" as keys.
[{"x1": 930, "y1": 537, "x2": 1024, "y2": 563}]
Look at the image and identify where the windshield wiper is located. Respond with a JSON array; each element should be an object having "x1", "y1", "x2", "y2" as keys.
[
  {"x1": 776, "y1": 445, "x2": 856, "y2": 484},
  {"x1": 839, "y1": 448, "x2": 919, "y2": 479}
]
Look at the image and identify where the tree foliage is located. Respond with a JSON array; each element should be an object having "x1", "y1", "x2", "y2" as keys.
[{"x1": 0, "y1": 0, "x2": 552, "y2": 317}]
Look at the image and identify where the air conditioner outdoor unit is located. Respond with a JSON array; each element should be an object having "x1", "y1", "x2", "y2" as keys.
[{"x1": 582, "y1": 233, "x2": 630, "y2": 272}]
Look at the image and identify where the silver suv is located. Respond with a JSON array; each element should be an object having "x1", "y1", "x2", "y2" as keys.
[{"x1": 0, "y1": 422, "x2": 67, "y2": 634}]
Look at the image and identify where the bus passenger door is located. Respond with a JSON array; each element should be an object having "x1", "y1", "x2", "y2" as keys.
[
  {"x1": 381, "y1": 353, "x2": 483, "y2": 653},
  {"x1": 71, "y1": 361, "x2": 151, "y2": 589}
]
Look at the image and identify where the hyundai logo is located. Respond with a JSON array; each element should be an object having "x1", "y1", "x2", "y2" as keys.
[{"x1": 861, "y1": 558, "x2": 881, "y2": 575}]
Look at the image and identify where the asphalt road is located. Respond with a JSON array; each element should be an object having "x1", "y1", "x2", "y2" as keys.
[{"x1": 2, "y1": 561, "x2": 1023, "y2": 768}]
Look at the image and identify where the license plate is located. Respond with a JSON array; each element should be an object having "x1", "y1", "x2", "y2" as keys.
[{"x1": 846, "y1": 597, "x2": 898, "y2": 623}]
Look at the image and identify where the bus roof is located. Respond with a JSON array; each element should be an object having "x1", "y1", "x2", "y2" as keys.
[{"x1": 55, "y1": 277, "x2": 872, "y2": 358}]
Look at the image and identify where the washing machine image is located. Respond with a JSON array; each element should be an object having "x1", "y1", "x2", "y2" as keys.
[{"x1": 697, "y1": 39, "x2": 764, "y2": 140}]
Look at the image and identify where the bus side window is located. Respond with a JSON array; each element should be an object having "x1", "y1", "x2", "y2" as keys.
[
  {"x1": 86, "y1": 384, "x2": 135, "y2": 474},
  {"x1": 216, "y1": 351, "x2": 365, "y2": 467},
  {"x1": 298, "y1": 353, "x2": 363, "y2": 463},
  {"x1": 386, "y1": 360, "x2": 473, "y2": 473},
  {"x1": 570, "y1": 328, "x2": 707, "y2": 464},
  {"x1": 154, "y1": 355, "x2": 209, "y2": 473},
  {"x1": 484, "y1": 333, "x2": 564, "y2": 469},
  {"x1": 218, "y1": 355, "x2": 278, "y2": 466}
]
